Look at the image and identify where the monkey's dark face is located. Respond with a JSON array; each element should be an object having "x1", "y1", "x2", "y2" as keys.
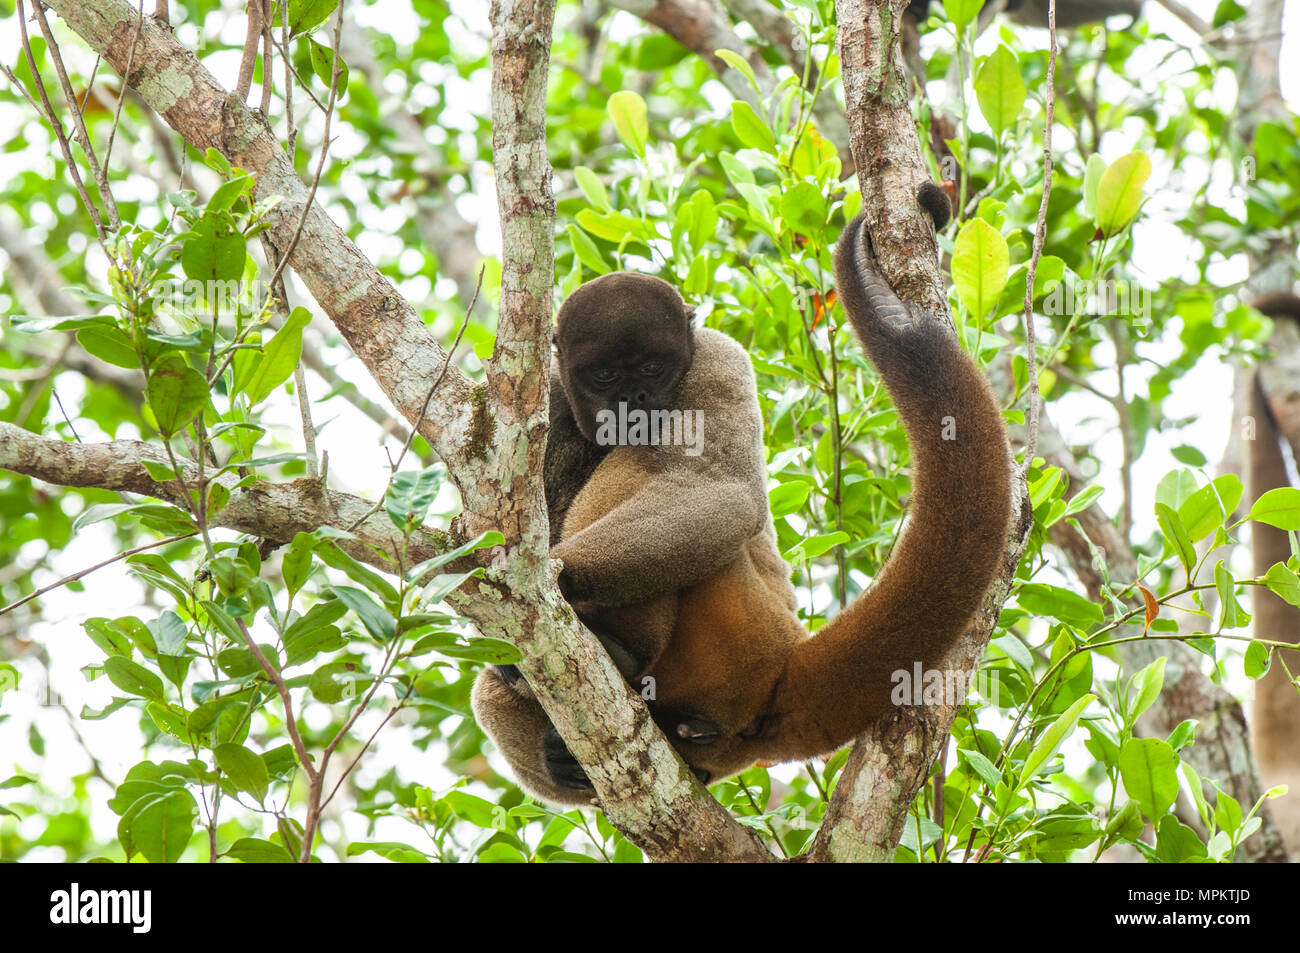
[{"x1": 554, "y1": 273, "x2": 694, "y2": 443}]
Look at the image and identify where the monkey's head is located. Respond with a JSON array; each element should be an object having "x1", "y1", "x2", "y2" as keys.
[{"x1": 554, "y1": 272, "x2": 695, "y2": 443}]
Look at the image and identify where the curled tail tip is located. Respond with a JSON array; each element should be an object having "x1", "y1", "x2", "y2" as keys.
[
  {"x1": 916, "y1": 181, "x2": 952, "y2": 231},
  {"x1": 1252, "y1": 291, "x2": 1300, "y2": 322}
]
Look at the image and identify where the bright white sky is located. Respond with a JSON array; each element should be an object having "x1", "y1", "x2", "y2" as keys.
[{"x1": 0, "y1": 0, "x2": 1298, "y2": 859}]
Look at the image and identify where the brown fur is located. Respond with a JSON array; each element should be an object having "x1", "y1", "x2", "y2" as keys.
[
  {"x1": 1249, "y1": 292, "x2": 1300, "y2": 856},
  {"x1": 472, "y1": 215, "x2": 1013, "y2": 805}
]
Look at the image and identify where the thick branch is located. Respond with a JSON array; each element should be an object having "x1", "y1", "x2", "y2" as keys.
[{"x1": 0, "y1": 421, "x2": 461, "y2": 577}]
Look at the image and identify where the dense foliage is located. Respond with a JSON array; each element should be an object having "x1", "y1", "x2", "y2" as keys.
[{"x1": 0, "y1": 0, "x2": 1298, "y2": 862}]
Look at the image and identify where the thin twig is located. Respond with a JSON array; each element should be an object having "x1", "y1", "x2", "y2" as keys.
[
  {"x1": 259, "y1": 0, "x2": 273, "y2": 115},
  {"x1": 102, "y1": 2, "x2": 144, "y2": 175},
  {"x1": 235, "y1": 618, "x2": 316, "y2": 781},
  {"x1": 235, "y1": 0, "x2": 263, "y2": 102},
  {"x1": 345, "y1": 266, "x2": 483, "y2": 534},
  {"x1": 15, "y1": 0, "x2": 109, "y2": 245},
  {"x1": 32, "y1": 0, "x2": 122, "y2": 229},
  {"x1": 319, "y1": 681, "x2": 417, "y2": 811},
  {"x1": 1020, "y1": 0, "x2": 1057, "y2": 476},
  {"x1": 265, "y1": 0, "x2": 348, "y2": 293},
  {"x1": 0, "y1": 531, "x2": 196, "y2": 618}
]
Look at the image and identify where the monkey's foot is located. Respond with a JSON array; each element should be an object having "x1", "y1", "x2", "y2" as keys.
[{"x1": 542, "y1": 727, "x2": 595, "y2": 793}]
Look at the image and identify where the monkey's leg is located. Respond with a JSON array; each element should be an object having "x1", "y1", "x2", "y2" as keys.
[{"x1": 470, "y1": 668, "x2": 596, "y2": 805}]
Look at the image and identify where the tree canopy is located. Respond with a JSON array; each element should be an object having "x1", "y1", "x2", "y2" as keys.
[{"x1": 0, "y1": 0, "x2": 1298, "y2": 864}]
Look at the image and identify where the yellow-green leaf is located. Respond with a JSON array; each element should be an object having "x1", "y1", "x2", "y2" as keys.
[{"x1": 952, "y1": 218, "x2": 1009, "y2": 321}]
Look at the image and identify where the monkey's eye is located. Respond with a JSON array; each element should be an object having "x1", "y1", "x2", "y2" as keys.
[
  {"x1": 591, "y1": 369, "x2": 619, "y2": 386},
  {"x1": 639, "y1": 361, "x2": 664, "y2": 377}
]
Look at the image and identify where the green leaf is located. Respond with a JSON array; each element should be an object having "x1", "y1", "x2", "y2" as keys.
[
  {"x1": 1248, "y1": 487, "x2": 1300, "y2": 530},
  {"x1": 283, "y1": 624, "x2": 345, "y2": 666},
  {"x1": 1263, "y1": 562, "x2": 1300, "y2": 607},
  {"x1": 384, "y1": 466, "x2": 442, "y2": 530},
  {"x1": 1015, "y1": 583, "x2": 1103, "y2": 627},
  {"x1": 119, "y1": 789, "x2": 197, "y2": 863},
  {"x1": 959, "y1": 748, "x2": 1003, "y2": 789},
  {"x1": 215, "y1": 743, "x2": 270, "y2": 802},
  {"x1": 768, "y1": 481, "x2": 811, "y2": 517},
  {"x1": 713, "y1": 48, "x2": 759, "y2": 92},
  {"x1": 608, "y1": 90, "x2": 649, "y2": 157},
  {"x1": 1154, "y1": 814, "x2": 1207, "y2": 862},
  {"x1": 1155, "y1": 502, "x2": 1196, "y2": 576},
  {"x1": 1094, "y1": 152, "x2": 1151, "y2": 237},
  {"x1": 282, "y1": 532, "x2": 316, "y2": 600},
  {"x1": 346, "y1": 841, "x2": 431, "y2": 863},
  {"x1": 952, "y1": 218, "x2": 1009, "y2": 321},
  {"x1": 242, "y1": 307, "x2": 311, "y2": 405},
  {"x1": 207, "y1": 175, "x2": 253, "y2": 213},
  {"x1": 77, "y1": 325, "x2": 140, "y2": 368},
  {"x1": 147, "y1": 354, "x2": 209, "y2": 436},
  {"x1": 406, "y1": 530, "x2": 504, "y2": 584},
  {"x1": 574, "y1": 208, "x2": 647, "y2": 245},
  {"x1": 1119, "y1": 737, "x2": 1179, "y2": 820},
  {"x1": 1214, "y1": 560, "x2": 1248, "y2": 629},
  {"x1": 573, "y1": 167, "x2": 610, "y2": 211},
  {"x1": 1244, "y1": 641, "x2": 1270, "y2": 680},
  {"x1": 84, "y1": 618, "x2": 134, "y2": 658},
  {"x1": 227, "y1": 837, "x2": 294, "y2": 862},
  {"x1": 104, "y1": 656, "x2": 165, "y2": 703},
  {"x1": 566, "y1": 224, "x2": 610, "y2": 275},
  {"x1": 310, "y1": 660, "x2": 369, "y2": 703},
  {"x1": 332, "y1": 586, "x2": 397, "y2": 641},
  {"x1": 784, "y1": 531, "x2": 850, "y2": 561},
  {"x1": 308, "y1": 38, "x2": 348, "y2": 91},
  {"x1": 317, "y1": 543, "x2": 400, "y2": 609},
  {"x1": 1126, "y1": 656, "x2": 1166, "y2": 724},
  {"x1": 1082, "y1": 154, "x2": 1106, "y2": 220},
  {"x1": 181, "y1": 212, "x2": 245, "y2": 282},
  {"x1": 778, "y1": 182, "x2": 827, "y2": 235},
  {"x1": 284, "y1": 599, "x2": 349, "y2": 640},
  {"x1": 943, "y1": 0, "x2": 983, "y2": 33},
  {"x1": 1177, "y1": 474, "x2": 1242, "y2": 543},
  {"x1": 1017, "y1": 693, "x2": 1094, "y2": 789},
  {"x1": 974, "y1": 46, "x2": 1026, "y2": 136},
  {"x1": 289, "y1": 0, "x2": 339, "y2": 34},
  {"x1": 10, "y1": 313, "x2": 114, "y2": 333},
  {"x1": 730, "y1": 101, "x2": 775, "y2": 154},
  {"x1": 442, "y1": 790, "x2": 502, "y2": 828},
  {"x1": 148, "y1": 702, "x2": 194, "y2": 742}
]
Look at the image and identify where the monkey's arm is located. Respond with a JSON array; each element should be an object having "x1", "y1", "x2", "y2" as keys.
[
  {"x1": 551, "y1": 477, "x2": 763, "y2": 607},
  {"x1": 550, "y1": 330, "x2": 772, "y2": 608}
]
